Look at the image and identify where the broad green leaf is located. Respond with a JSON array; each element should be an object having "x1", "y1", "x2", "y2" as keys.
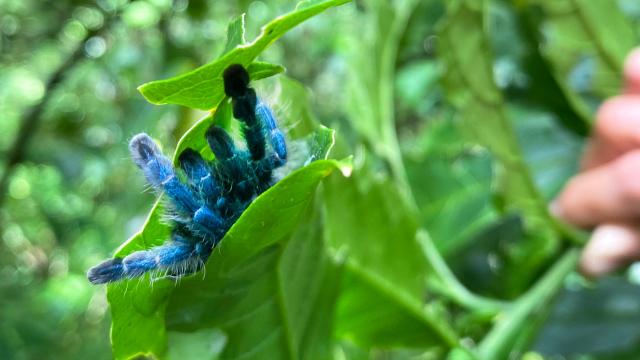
[
  {"x1": 533, "y1": 277, "x2": 640, "y2": 358},
  {"x1": 138, "y1": 0, "x2": 352, "y2": 110},
  {"x1": 246, "y1": 61, "x2": 285, "y2": 81},
  {"x1": 520, "y1": 0, "x2": 636, "y2": 122},
  {"x1": 439, "y1": 0, "x2": 560, "y2": 294},
  {"x1": 404, "y1": 116, "x2": 497, "y2": 257},
  {"x1": 166, "y1": 329, "x2": 226, "y2": 360},
  {"x1": 166, "y1": 197, "x2": 344, "y2": 360},
  {"x1": 222, "y1": 14, "x2": 246, "y2": 54},
  {"x1": 324, "y1": 171, "x2": 458, "y2": 349},
  {"x1": 343, "y1": 0, "x2": 419, "y2": 193}
]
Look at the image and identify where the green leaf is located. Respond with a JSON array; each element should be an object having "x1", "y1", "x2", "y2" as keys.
[
  {"x1": 166, "y1": 197, "x2": 344, "y2": 360},
  {"x1": 532, "y1": 276, "x2": 640, "y2": 358},
  {"x1": 404, "y1": 116, "x2": 497, "y2": 257},
  {"x1": 439, "y1": 0, "x2": 560, "y2": 294},
  {"x1": 521, "y1": 0, "x2": 636, "y2": 121},
  {"x1": 138, "y1": 0, "x2": 352, "y2": 110},
  {"x1": 246, "y1": 61, "x2": 286, "y2": 81},
  {"x1": 222, "y1": 13, "x2": 246, "y2": 54},
  {"x1": 324, "y1": 171, "x2": 458, "y2": 349},
  {"x1": 343, "y1": 0, "x2": 419, "y2": 193}
]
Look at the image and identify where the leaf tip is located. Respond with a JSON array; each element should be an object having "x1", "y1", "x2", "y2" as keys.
[
  {"x1": 337, "y1": 157, "x2": 353, "y2": 177},
  {"x1": 137, "y1": 82, "x2": 160, "y2": 104}
]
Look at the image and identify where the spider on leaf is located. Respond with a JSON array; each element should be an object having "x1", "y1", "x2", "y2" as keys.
[{"x1": 87, "y1": 64, "x2": 288, "y2": 284}]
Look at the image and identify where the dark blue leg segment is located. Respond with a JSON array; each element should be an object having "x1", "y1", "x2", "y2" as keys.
[
  {"x1": 178, "y1": 149, "x2": 221, "y2": 206},
  {"x1": 206, "y1": 126, "x2": 236, "y2": 160},
  {"x1": 231, "y1": 89, "x2": 266, "y2": 161},
  {"x1": 254, "y1": 154, "x2": 285, "y2": 192},
  {"x1": 178, "y1": 149, "x2": 210, "y2": 185},
  {"x1": 255, "y1": 101, "x2": 287, "y2": 162},
  {"x1": 242, "y1": 119, "x2": 266, "y2": 161},
  {"x1": 87, "y1": 258, "x2": 125, "y2": 284},
  {"x1": 232, "y1": 90, "x2": 258, "y2": 120},
  {"x1": 130, "y1": 134, "x2": 201, "y2": 215},
  {"x1": 193, "y1": 206, "x2": 226, "y2": 239}
]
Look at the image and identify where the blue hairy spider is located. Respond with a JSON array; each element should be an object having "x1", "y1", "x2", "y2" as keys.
[{"x1": 87, "y1": 64, "x2": 288, "y2": 284}]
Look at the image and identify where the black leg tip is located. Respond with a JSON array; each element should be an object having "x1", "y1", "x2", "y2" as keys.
[
  {"x1": 223, "y1": 64, "x2": 250, "y2": 98},
  {"x1": 87, "y1": 258, "x2": 124, "y2": 284},
  {"x1": 129, "y1": 133, "x2": 160, "y2": 168}
]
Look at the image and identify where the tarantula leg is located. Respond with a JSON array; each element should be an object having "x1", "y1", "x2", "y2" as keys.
[
  {"x1": 223, "y1": 63, "x2": 250, "y2": 98},
  {"x1": 129, "y1": 134, "x2": 201, "y2": 215},
  {"x1": 192, "y1": 206, "x2": 226, "y2": 238},
  {"x1": 87, "y1": 233, "x2": 203, "y2": 284},
  {"x1": 255, "y1": 101, "x2": 287, "y2": 162},
  {"x1": 252, "y1": 154, "x2": 284, "y2": 190},
  {"x1": 178, "y1": 148, "x2": 221, "y2": 204},
  {"x1": 234, "y1": 93, "x2": 268, "y2": 161},
  {"x1": 175, "y1": 149, "x2": 228, "y2": 238},
  {"x1": 205, "y1": 125, "x2": 237, "y2": 160},
  {"x1": 223, "y1": 64, "x2": 267, "y2": 161},
  {"x1": 178, "y1": 149, "x2": 209, "y2": 185}
]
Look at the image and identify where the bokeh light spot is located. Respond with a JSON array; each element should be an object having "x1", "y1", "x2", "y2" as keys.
[
  {"x1": 9, "y1": 177, "x2": 31, "y2": 200},
  {"x1": 85, "y1": 36, "x2": 107, "y2": 58}
]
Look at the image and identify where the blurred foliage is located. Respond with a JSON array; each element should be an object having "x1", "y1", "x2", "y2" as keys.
[{"x1": 1, "y1": 0, "x2": 640, "y2": 359}]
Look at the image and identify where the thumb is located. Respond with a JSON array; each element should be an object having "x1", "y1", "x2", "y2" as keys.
[{"x1": 624, "y1": 47, "x2": 640, "y2": 94}]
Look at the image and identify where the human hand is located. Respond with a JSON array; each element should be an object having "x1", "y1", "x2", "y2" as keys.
[{"x1": 552, "y1": 48, "x2": 640, "y2": 277}]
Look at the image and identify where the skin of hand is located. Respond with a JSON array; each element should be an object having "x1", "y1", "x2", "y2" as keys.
[{"x1": 552, "y1": 48, "x2": 640, "y2": 277}]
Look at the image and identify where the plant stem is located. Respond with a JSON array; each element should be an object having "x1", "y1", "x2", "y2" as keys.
[
  {"x1": 549, "y1": 216, "x2": 589, "y2": 246},
  {"x1": 418, "y1": 231, "x2": 509, "y2": 315},
  {"x1": 476, "y1": 247, "x2": 579, "y2": 360}
]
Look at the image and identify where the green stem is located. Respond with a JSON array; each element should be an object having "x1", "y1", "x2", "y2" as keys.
[
  {"x1": 418, "y1": 231, "x2": 509, "y2": 315},
  {"x1": 476, "y1": 248, "x2": 579, "y2": 360},
  {"x1": 549, "y1": 216, "x2": 589, "y2": 246}
]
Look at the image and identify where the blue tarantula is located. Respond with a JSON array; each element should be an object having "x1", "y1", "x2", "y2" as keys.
[{"x1": 87, "y1": 64, "x2": 287, "y2": 284}]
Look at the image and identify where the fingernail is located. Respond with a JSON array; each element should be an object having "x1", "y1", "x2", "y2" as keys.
[
  {"x1": 580, "y1": 226, "x2": 621, "y2": 277},
  {"x1": 580, "y1": 225, "x2": 640, "y2": 277}
]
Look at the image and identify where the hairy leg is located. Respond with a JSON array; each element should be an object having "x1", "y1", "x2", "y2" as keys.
[
  {"x1": 178, "y1": 148, "x2": 221, "y2": 207},
  {"x1": 255, "y1": 101, "x2": 287, "y2": 163},
  {"x1": 129, "y1": 134, "x2": 200, "y2": 215},
  {"x1": 87, "y1": 234, "x2": 206, "y2": 284}
]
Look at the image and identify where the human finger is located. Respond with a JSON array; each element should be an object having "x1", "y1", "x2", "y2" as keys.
[
  {"x1": 552, "y1": 150, "x2": 640, "y2": 226},
  {"x1": 580, "y1": 95, "x2": 640, "y2": 170},
  {"x1": 624, "y1": 47, "x2": 640, "y2": 94},
  {"x1": 580, "y1": 223, "x2": 640, "y2": 277}
]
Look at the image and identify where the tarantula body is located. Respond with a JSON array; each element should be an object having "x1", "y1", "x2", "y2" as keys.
[{"x1": 87, "y1": 64, "x2": 287, "y2": 284}]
